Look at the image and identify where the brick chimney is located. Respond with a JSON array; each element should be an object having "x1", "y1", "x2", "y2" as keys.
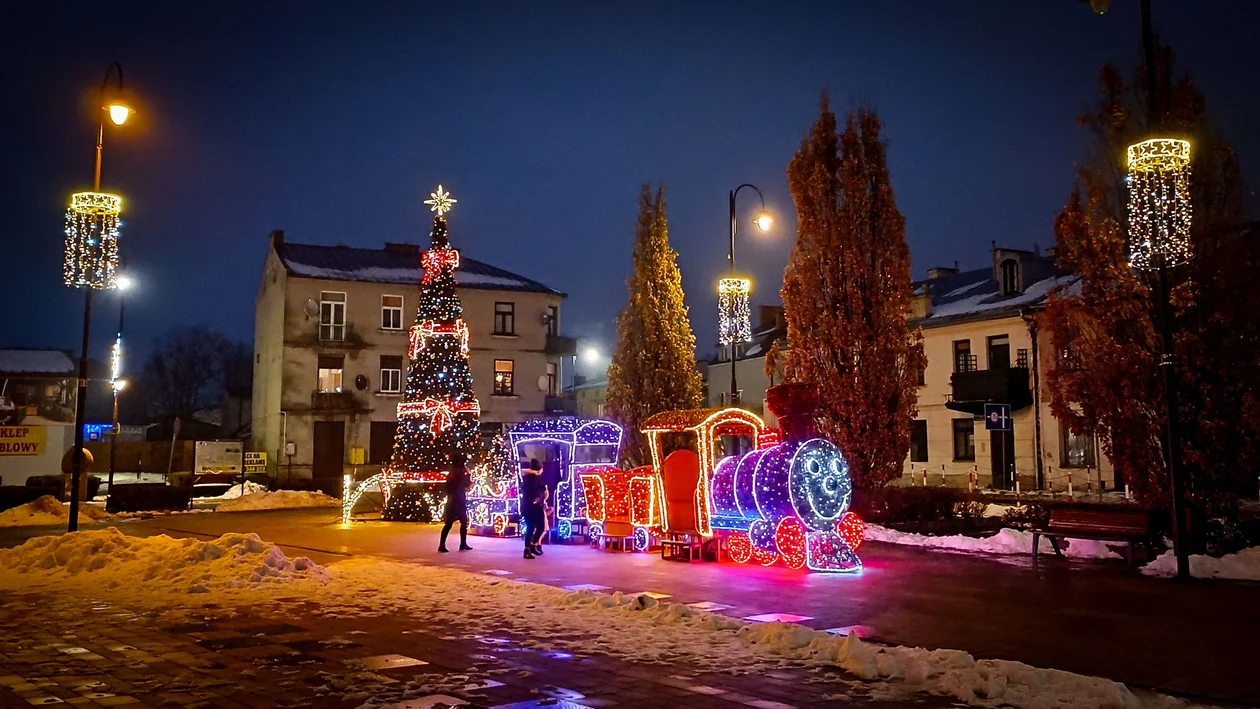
[{"x1": 270, "y1": 229, "x2": 284, "y2": 249}]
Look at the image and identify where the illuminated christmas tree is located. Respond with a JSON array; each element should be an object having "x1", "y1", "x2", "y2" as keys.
[{"x1": 383, "y1": 186, "x2": 481, "y2": 522}]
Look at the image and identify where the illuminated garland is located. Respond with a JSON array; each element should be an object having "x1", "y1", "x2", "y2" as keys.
[
  {"x1": 64, "y1": 192, "x2": 121, "y2": 289},
  {"x1": 1127, "y1": 138, "x2": 1192, "y2": 270},
  {"x1": 717, "y1": 277, "x2": 752, "y2": 345}
]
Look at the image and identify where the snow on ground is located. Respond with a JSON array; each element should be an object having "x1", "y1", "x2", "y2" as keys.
[
  {"x1": 0, "y1": 529, "x2": 1195, "y2": 709},
  {"x1": 0, "y1": 527, "x2": 328, "y2": 594},
  {"x1": 208, "y1": 480, "x2": 269, "y2": 500},
  {"x1": 215, "y1": 488, "x2": 339, "y2": 512},
  {"x1": 0, "y1": 495, "x2": 109, "y2": 527},
  {"x1": 1141, "y1": 547, "x2": 1260, "y2": 581},
  {"x1": 865, "y1": 524, "x2": 1122, "y2": 560}
]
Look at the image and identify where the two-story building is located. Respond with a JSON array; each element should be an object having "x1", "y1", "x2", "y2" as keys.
[
  {"x1": 908, "y1": 246, "x2": 1115, "y2": 492},
  {"x1": 702, "y1": 247, "x2": 1118, "y2": 493},
  {"x1": 251, "y1": 230, "x2": 576, "y2": 483}
]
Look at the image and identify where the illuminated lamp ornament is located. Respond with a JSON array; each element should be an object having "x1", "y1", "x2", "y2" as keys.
[
  {"x1": 557, "y1": 518, "x2": 573, "y2": 541},
  {"x1": 717, "y1": 277, "x2": 752, "y2": 346},
  {"x1": 1127, "y1": 138, "x2": 1192, "y2": 270},
  {"x1": 774, "y1": 517, "x2": 807, "y2": 569},
  {"x1": 632, "y1": 526, "x2": 651, "y2": 552},
  {"x1": 64, "y1": 192, "x2": 122, "y2": 288},
  {"x1": 726, "y1": 531, "x2": 753, "y2": 564},
  {"x1": 837, "y1": 511, "x2": 865, "y2": 551}
]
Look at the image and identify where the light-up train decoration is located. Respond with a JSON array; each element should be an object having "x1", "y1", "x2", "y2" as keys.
[{"x1": 581, "y1": 383, "x2": 863, "y2": 572}]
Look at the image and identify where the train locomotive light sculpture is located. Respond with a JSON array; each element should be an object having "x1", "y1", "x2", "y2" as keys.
[{"x1": 709, "y1": 383, "x2": 863, "y2": 572}]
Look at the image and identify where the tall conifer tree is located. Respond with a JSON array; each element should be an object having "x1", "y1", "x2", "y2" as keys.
[
  {"x1": 781, "y1": 99, "x2": 925, "y2": 489},
  {"x1": 606, "y1": 185, "x2": 704, "y2": 466}
]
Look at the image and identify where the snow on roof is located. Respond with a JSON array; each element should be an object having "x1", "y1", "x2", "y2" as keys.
[
  {"x1": 927, "y1": 275, "x2": 1076, "y2": 321},
  {"x1": 0, "y1": 349, "x2": 75, "y2": 375},
  {"x1": 276, "y1": 242, "x2": 564, "y2": 296}
]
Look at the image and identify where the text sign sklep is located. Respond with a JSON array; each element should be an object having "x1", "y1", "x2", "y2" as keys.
[{"x1": 0, "y1": 425, "x2": 46, "y2": 455}]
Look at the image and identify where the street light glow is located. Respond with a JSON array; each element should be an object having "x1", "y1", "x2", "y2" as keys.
[
  {"x1": 115, "y1": 275, "x2": 134, "y2": 291},
  {"x1": 107, "y1": 103, "x2": 132, "y2": 126},
  {"x1": 581, "y1": 346, "x2": 601, "y2": 365},
  {"x1": 113, "y1": 379, "x2": 128, "y2": 392},
  {"x1": 755, "y1": 212, "x2": 773, "y2": 232}
]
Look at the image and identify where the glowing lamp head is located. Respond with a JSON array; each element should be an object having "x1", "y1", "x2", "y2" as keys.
[
  {"x1": 115, "y1": 275, "x2": 134, "y2": 292},
  {"x1": 113, "y1": 379, "x2": 128, "y2": 392},
  {"x1": 754, "y1": 212, "x2": 773, "y2": 232},
  {"x1": 581, "y1": 346, "x2": 601, "y2": 365},
  {"x1": 106, "y1": 102, "x2": 132, "y2": 126}
]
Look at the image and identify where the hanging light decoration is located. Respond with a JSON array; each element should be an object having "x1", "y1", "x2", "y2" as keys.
[
  {"x1": 1127, "y1": 138, "x2": 1192, "y2": 270},
  {"x1": 64, "y1": 192, "x2": 122, "y2": 288},
  {"x1": 717, "y1": 277, "x2": 751, "y2": 346}
]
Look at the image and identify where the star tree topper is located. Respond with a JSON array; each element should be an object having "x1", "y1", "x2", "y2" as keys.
[{"x1": 424, "y1": 185, "x2": 457, "y2": 216}]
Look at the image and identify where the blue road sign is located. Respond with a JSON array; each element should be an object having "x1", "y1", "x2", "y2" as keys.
[{"x1": 984, "y1": 403, "x2": 1012, "y2": 431}]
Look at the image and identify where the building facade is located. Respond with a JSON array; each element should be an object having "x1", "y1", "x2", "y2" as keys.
[
  {"x1": 703, "y1": 249, "x2": 1117, "y2": 492},
  {"x1": 251, "y1": 231, "x2": 576, "y2": 482}
]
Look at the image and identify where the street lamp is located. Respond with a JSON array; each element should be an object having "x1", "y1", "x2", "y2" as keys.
[
  {"x1": 65, "y1": 62, "x2": 131, "y2": 533},
  {"x1": 721, "y1": 184, "x2": 772, "y2": 406},
  {"x1": 580, "y1": 345, "x2": 602, "y2": 367},
  {"x1": 1092, "y1": 0, "x2": 1191, "y2": 580},
  {"x1": 106, "y1": 273, "x2": 134, "y2": 503}
]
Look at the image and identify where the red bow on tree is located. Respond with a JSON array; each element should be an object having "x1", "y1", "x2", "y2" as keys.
[
  {"x1": 422, "y1": 248, "x2": 460, "y2": 284},
  {"x1": 398, "y1": 397, "x2": 481, "y2": 434}
]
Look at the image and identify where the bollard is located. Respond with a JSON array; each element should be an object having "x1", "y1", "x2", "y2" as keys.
[
  {"x1": 942, "y1": 464, "x2": 947, "y2": 486},
  {"x1": 967, "y1": 467, "x2": 976, "y2": 506},
  {"x1": 922, "y1": 467, "x2": 928, "y2": 487},
  {"x1": 1068, "y1": 469, "x2": 1074, "y2": 503},
  {"x1": 1125, "y1": 484, "x2": 1131, "y2": 501}
]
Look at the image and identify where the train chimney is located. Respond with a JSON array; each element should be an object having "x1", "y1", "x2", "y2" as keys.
[{"x1": 765, "y1": 383, "x2": 819, "y2": 440}]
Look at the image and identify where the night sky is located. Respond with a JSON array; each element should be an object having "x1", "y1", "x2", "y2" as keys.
[{"x1": 5, "y1": 2, "x2": 1257, "y2": 378}]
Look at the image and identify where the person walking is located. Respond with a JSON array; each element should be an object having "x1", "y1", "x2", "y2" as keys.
[
  {"x1": 521, "y1": 458, "x2": 547, "y2": 559},
  {"x1": 438, "y1": 457, "x2": 473, "y2": 553}
]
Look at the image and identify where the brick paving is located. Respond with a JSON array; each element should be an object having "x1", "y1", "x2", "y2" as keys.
[{"x1": 0, "y1": 593, "x2": 949, "y2": 708}]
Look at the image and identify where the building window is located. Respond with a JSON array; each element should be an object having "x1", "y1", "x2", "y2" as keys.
[
  {"x1": 545, "y1": 362, "x2": 557, "y2": 396},
  {"x1": 1000, "y1": 259, "x2": 1020, "y2": 296},
  {"x1": 546, "y1": 305, "x2": 559, "y2": 336},
  {"x1": 379, "y1": 355, "x2": 403, "y2": 394},
  {"x1": 317, "y1": 355, "x2": 344, "y2": 392},
  {"x1": 916, "y1": 363, "x2": 926, "y2": 386},
  {"x1": 953, "y1": 339, "x2": 975, "y2": 372},
  {"x1": 1061, "y1": 426, "x2": 1097, "y2": 468},
  {"x1": 910, "y1": 420, "x2": 928, "y2": 462},
  {"x1": 319, "y1": 292, "x2": 346, "y2": 341},
  {"x1": 952, "y1": 418, "x2": 975, "y2": 461},
  {"x1": 493, "y1": 302, "x2": 515, "y2": 335},
  {"x1": 494, "y1": 359, "x2": 514, "y2": 395},
  {"x1": 987, "y1": 334, "x2": 1010, "y2": 370},
  {"x1": 381, "y1": 295, "x2": 403, "y2": 330}
]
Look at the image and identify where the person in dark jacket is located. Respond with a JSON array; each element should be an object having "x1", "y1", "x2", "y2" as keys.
[
  {"x1": 438, "y1": 457, "x2": 473, "y2": 553},
  {"x1": 521, "y1": 458, "x2": 547, "y2": 559}
]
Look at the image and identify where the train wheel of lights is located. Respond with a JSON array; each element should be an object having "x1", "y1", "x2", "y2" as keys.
[
  {"x1": 836, "y1": 511, "x2": 864, "y2": 551},
  {"x1": 632, "y1": 526, "x2": 651, "y2": 552},
  {"x1": 557, "y1": 518, "x2": 573, "y2": 541},
  {"x1": 727, "y1": 532, "x2": 753, "y2": 564},
  {"x1": 588, "y1": 523, "x2": 603, "y2": 547},
  {"x1": 752, "y1": 547, "x2": 778, "y2": 567},
  {"x1": 492, "y1": 514, "x2": 507, "y2": 536},
  {"x1": 774, "y1": 517, "x2": 807, "y2": 570}
]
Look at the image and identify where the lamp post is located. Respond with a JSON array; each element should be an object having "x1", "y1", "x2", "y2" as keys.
[
  {"x1": 106, "y1": 274, "x2": 133, "y2": 503},
  {"x1": 1091, "y1": 0, "x2": 1191, "y2": 579},
  {"x1": 66, "y1": 63, "x2": 133, "y2": 533},
  {"x1": 721, "y1": 184, "x2": 772, "y2": 406}
]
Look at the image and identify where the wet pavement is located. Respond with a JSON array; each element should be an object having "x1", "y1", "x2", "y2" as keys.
[{"x1": 3, "y1": 509, "x2": 1257, "y2": 705}]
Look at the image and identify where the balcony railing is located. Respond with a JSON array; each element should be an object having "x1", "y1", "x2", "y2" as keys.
[
  {"x1": 544, "y1": 394, "x2": 577, "y2": 414},
  {"x1": 948, "y1": 367, "x2": 1033, "y2": 413},
  {"x1": 545, "y1": 334, "x2": 578, "y2": 357},
  {"x1": 311, "y1": 390, "x2": 363, "y2": 411}
]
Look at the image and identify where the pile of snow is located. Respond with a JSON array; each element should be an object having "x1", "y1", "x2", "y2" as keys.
[
  {"x1": 209, "y1": 480, "x2": 269, "y2": 500},
  {"x1": 1141, "y1": 547, "x2": 1260, "y2": 581},
  {"x1": 216, "y1": 488, "x2": 339, "y2": 512},
  {"x1": 865, "y1": 524, "x2": 1121, "y2": 560},
  {"x1": 0, "y1": 495, "x2": 108, "y2": 527},
  {"x1": 0, "y1": 528, "x2": 328, "y2": 594}
]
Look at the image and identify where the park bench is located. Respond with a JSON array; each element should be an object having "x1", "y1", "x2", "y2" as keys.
[{"x1": 1031, "y1": 509, "x2": 1151, "y2": 567}]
